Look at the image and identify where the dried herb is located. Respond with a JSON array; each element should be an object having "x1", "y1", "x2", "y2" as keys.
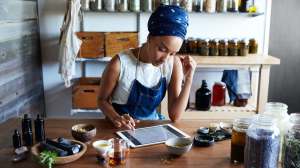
[
  {"x1": 283, "y1": 136, "x2": 300, "y2": 168},
  {"x1": 39, "y1": 150, "x2": 57, "y2": 168}
]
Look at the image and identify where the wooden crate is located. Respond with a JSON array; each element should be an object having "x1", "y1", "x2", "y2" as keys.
[
  {"x1": 72, "y1": 77, "x2": 101, "y2": 109},
  {"x1": 76, "y1": 32, "x2": 105, "y2": 58},
  {"x1": 105, "y1": 32, "x2": 138, "y2": 57}
]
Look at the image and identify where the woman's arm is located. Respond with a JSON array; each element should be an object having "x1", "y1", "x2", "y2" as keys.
[
  {"x1": 167, "y1": 56, "x2": 196, "y2": 122},
  {"x1": 98, "y1": 56, "x2": 136, "y2": 130}
]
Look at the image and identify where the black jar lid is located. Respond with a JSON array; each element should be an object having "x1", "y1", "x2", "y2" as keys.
[{"x1": 193, "y1": 135, "x2": 214, "y2": 147}]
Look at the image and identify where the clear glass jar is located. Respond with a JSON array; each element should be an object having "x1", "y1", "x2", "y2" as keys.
[
  {"x1": 209, "y1": 39, "x2": 219, "y2": 56},
  {"x1": 212, "y1": 82, "x2": 226, "y2": 106},
  {"x1": 238, "y1": 39, "x2": 249, "y2": 56},
  {"x1": 283, "y1": 113, "x2": 300, "y2": 168},
  {"x1": 81, "y1": 0, "x2": 90, "y2": 10},
  {"x1": 170, "y1": 0, "x2": 181, "y2": 6},
  {"x1": 244, "y1": 114, "x2": 281, "y2": 168},
  {"x1": 141, "y1": 0, "x2": 152, "y2": 12},
  {"x1": 219, "y1": 39, "x2": 228, "y2": 56},
  {"x1": 249, "y1": 38, "x2": 258, "y2": 54},
  {"x1": 216, "y1": 0, "x2": 227, "y2": 13},
  {"x1": 116, "y1": 0, "x2": 128, "y2": 12},
  {"x1": 231, "y1": 118, "x2": 252, "y2": 164},
  {"x1": 90, "y1": 0, "x2": 102, "y2": 11},
  {"x1": 187, "y1": 38, "x2": 198, "y2": 54},
  {"x1": 160, "y1": 0, "x2": 170, "y2": 5},
  {"x1": 205, "y1": 0, "x2": 216, "y2": 13},
  {"x1": 181, "y1": 0, "x2": 193, "y2": 12},
  {"x1": 129, "y1": 0, "x2": 140, "y2": 12},
  {"x1": 264, "y1": 102, "x2": 289, "y2": 162},
  {"x1": 193, "y1": 0, "x2": 204, "y2": 12},
  {"x1": 228, "y1": 39, "x2": 238, "y2": 56},
  {"x1": 104, "y1": 0, "x2": 115, "y2": 12},
  {"x1": 200, "y1": 38, "x2": 210, "y2": 56},
  {"x1": 227, "y1": 0, "x2": 238, "y2": 12}
]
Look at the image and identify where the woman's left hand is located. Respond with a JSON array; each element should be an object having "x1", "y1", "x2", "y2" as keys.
[{"x1": 179, "y1": 55, "x2": 196, "y2": 82}]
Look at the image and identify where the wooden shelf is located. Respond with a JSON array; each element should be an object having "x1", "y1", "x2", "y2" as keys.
[
  {"x1": 76, "y1": 57, "x2": 112, "y2": 62},
  {"x1": 185, "y1": 55, "x2": 280, "y2": 66}
]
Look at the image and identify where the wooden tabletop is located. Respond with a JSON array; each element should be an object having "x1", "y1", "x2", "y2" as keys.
[{"x1": 0, "y1": 118, "x2": 242, "y2": 168}]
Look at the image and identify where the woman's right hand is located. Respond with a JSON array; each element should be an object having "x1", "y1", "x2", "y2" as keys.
[{"x1": 111, "y1": 114, "x2": 140, "y2": 130}]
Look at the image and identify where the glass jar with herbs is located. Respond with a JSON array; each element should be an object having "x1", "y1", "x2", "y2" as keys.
[
  {"x1": 181, "y1": 0, "x2": 193, "y2": 12},
  {"x1": 239, "y1": 0, "x2": 253, "y2": 13},
  {"x1": 228, "y1": 39, "x2": 238, "y2": 56},
  {"x1": 129, "y1": 0, "x2": 140, "y2": 12},
  {"x1": 231, "y1": 118, "x2": 252, "y2": 164},
  {"x1": 160, "y1": 0, "x2": 170, "y2": 5},
  {"x1": 227, "y1": 0, "x2": 238, "y2": 12},
  {"x1": 193, "y1": 0, "x2": 204, "y2": 12},
  {"x1": 179, "y1": 39, "x2": 188, "y2": 54},
  {"x1": 244, "y1": 114, "x2": 281, "y2": 168},
  {"x1": 200, "y1": 39, "x2": 210, "y2": 56},
  {"x1": 249, "y1": 38, "x2": 258, "y2": 54},
  {"x1": 205, "y1": 0, "x2": 216, "y2": 13},
  {"x1": 116, "y1": 0, "x2": 128, "y2": 12},
  {"x1": 188, "y1": 38, "x2": 198, "y2": 54},
  {"x1": 141, "y1": 0, "x2": 152, "y2": 12},
  {"x1": 81, "y1": 0, "x2": 90, "y2": 10},
  {"x1": 170, "y1": 0, "x2": 181, "y2": 6},
  {"x1": 196, "y1": 38, "x2": 203, "y2": 55},
  {"x1": 283, "y1": 113, "x2": 300, "y2": 168},
  {"x1": 216, "y1": 0, "x2": 227, "y2": 13},
  {"x1": 238, "y1": 39, "x2": 249, "y2": 56},
  {"x1": 264, "y1": 102, "x2": 289, "y2": 162},
  {"x1": 218, "y1": 39, "x2": 228, "y2": 56},
  {"x1": 104, "y1": 0, "x2": 115, "y2": 12},
  {"x1": 209, "y1": 39, "x2": 219, "y2": 56}
]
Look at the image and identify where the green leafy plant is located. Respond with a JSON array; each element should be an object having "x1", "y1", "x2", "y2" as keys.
[{"x1": 39, "y1": 150, "x2": 57, "y2": 168}]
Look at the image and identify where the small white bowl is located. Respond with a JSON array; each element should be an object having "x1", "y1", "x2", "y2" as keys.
[
  {"x1": 165, "y1": 137, "x2": 193, "y2": 155},
  {"x1": 92, "y1": 140, "x2": 112, "y2": 156}
]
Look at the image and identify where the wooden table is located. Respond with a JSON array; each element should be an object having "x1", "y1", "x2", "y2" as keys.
[{"x1": 0, "y1": 118, "x2": 243, "y2": 168}]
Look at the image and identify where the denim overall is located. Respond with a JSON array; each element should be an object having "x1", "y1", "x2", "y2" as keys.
[{"x1": 112, "y1": 53, "x2": 167, "y2": 120}]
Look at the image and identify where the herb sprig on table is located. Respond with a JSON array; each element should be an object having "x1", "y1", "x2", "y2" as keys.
[{"x1": 39, "y1": 150, "x2": 57, "y2": 168}]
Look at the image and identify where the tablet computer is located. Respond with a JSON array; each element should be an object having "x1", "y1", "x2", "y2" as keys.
[{"x1": 116, "y1": 124, "x2": 190, "y2": 148}]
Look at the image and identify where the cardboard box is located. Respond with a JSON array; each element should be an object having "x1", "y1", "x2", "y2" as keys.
[
  {"x1": 105, "y1": 32, "x2": 138, "y2": 57},
  {"x1": 72, "y1": 77, "x2": 101, "y2": 109},
  {"x1": 76, "y1": 32, "x2": 105, "y2": 58}
]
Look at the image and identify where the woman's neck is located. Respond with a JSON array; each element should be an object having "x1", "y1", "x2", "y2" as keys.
[{"x1": 133, "y1": 44, "x2": 151, "y2": 64}]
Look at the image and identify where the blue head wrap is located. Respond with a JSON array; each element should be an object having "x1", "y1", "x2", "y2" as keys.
[{"x1": 148, "y1": 5, "x2": 189, "y2": 40}]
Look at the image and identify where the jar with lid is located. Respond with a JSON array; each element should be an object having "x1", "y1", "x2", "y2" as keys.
[
  {"x1": 231, "y1": 117, "x2": 252, "y2": 164},
  {"x1": 141, "y1": 0, "x2": 152, "y2": 12},
  {"x1": 228, "y1": 39, "x2": 238, "y2": 56},
  {"x1": 90, "y1": 0, "x2": 102, "y2": 11},
  {"x1": 209, "y1": 39, "x2": 219, "y2": 56},
  {"x1": 249, "y1": 38, "x2": 258, "y2": 54},
  {"x1": 244, "y1": 114, "x2": 281, "y2": 168},
  {"x1": 212, "y1": 82, "x2": 226, "y2": 106},
  {"x1": 200, "y1": 39, "x2": 210, "y2": 56},
  {"x1": 196, "y1": 38, "x2": 203, "y2": 55},
  {"x1": 195, "y1": 80, "x2": 211, "y2": 111},
  {"x1": 116, "y1": 0, "x2": 128, "y2": 12},
  {"x1": 216, "y1": 0, "x2": 227, "y2": 13},
  {"x1": 179, "y1": 39, "x2": 189, "y2": 54},
  {"x1": 104, "y1": 0, "x2": 115, "y2": 12},
  {"x1": 160, "y1": 0, "x2": 169, "y2": 5},
  {"x1": 188, "y1": 38, "x2": 198, "y2": 54},
  {"x1": 129, "y1": 0, "x2": 140, "y2": 12},
  {"x1": 181, "y1": 0, "x2": 193, "y2": 12},
  {"x1": 81, "y1": 0, "x2": 90, "y2": 10},
  {"x1": 239, "y1": 0, "x2": 253, "y2": 13},
  {"x1": 170, "y1": 0, "x2": 181, "y2": 6},
  {"x1": 193, "y1": 0, "x2": 204, "y2": 12},
  {"x1": 227, "y1": 0, "x2": 238, "y2": 12},
  {"x1": 238, "y1": 39, "x2": 249, "y2": 56},
  {"x1": 205, "y1": 0, "x2": 216, "y2": 13},
  {"x1": 283, "y1": 113, "x2": 300, "y2": 168},
  {"x1": 263, "y1": 102, "x2": 289, "y2": 162},
  {"x1": 219, "y1": 39, "x2": 228, "y2": 56}
]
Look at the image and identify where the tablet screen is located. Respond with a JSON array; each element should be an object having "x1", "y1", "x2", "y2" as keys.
[{"x1": 116, "y1": 124, "x2": 190, "y2": 148}]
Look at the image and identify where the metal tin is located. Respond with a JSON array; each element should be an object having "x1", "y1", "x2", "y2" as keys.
[
  {"x1": 90, "y1": 0, "x2": 102, "y2": 11},
  {"x1": 116, "y1": 0, "x2": 128, "y2": 12},
  {"x1": 81, "y1": 0, "x2": 90, "y2": 10},
  {"x1": 216, "y1": 0, "x2": 227, "y2": 13},
  {"x1": 104, "y1": 0, "x2": 115, "y2": 12},
  {"x1": 129, "y1": 0, "x2": 140, "y2": 12}
]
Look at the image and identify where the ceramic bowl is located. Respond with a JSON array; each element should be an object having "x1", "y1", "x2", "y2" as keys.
[
  {"x1": 92, "y1": 140, "x2": 112, "y2": 156},
  {"x1": 71, "y1": 123, "x2": 96, "y2": 143},
  {"x1": 165, "y1": 137, "x2": 193, "y2": 155}
]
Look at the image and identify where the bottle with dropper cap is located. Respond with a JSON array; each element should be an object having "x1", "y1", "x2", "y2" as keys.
[{"x1": 34, "y1": 114, "x2": 45, "y2": 142}]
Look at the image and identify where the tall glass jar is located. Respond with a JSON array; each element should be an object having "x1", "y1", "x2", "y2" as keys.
[
  {"x1": 228, "y1": 39, "x2": 238, "y2": 56},
  {"x1": 116, "y1": 0, "x2": 128, "y2": 12},
  {"x1": 231, "y1": 118, "x2": 252, "y2": 164},
  {"x1": 141, "y1": 0, "x2": 152, "y2": 12},
  {"x1": 205, "y1": 0, "x2": 216, "y2": 13},
  {"x1": 200, "y1": 38, "x2": 209, "y2": 56},
  {"x1": 212, "y1": 82, "x2": 226, "y2": 106},
  {"x1": 209, "y1": 39, "x2": 219, "y2": 56},
  {"x1": 283, "y1": 113, "x2": 300, "y2": 168},
  {"x1": 216, "y1": 0, "x2": 227, "y2": 13},
  {"x1": 244, "y1": 114, "x2": 281, "y2": 168},
  {"x1": 249, "y1": 38, "x2": 258, "y2": 54},
  {"x1": 227, "y1": 0, "x2": 238, "y2": 12},
  {"x1": 81, "y1": 0, "x2": 90, "y2": 10},
  {"x1": 264, "y1": 102, "x2": 289, "y2": 162},
  {"x1": 181, "y1": 0, "x2": 193, "y2": 12},
  {"x1": 170, "y1": 0, "x2": 181, "y2": 6},
  {"x1": 193, "y1": 0, "x2": 204, "y2": 12},
  {"x1": 160, "y1": 0, "x2": 170, "y2": 5},
  {"x1": 129, "y1": 0, "x2": 140, "y2": 12},
  {"x1": 104, "y1": 0, "x2": 115, "y2": 12},
  {"x1": 219, "y1": 39, "x2": 228, "y2": 56},
  {"x1": 188, "y1": 38, "x2": 198, "y2": 54},
  {"x1": 238, "y1": 39, "x2": 249, "y2": 56}
]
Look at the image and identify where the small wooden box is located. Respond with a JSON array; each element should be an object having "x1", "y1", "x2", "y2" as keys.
[
  {"x1": 72, "y1": 77, "x2": 101, "y2": 109},
  {"x1": 105, "y1": 32, "x2": 138, "y2": 57},
  {"x1": 76, "y1": 32, "x2": 105, "y2": 58}
]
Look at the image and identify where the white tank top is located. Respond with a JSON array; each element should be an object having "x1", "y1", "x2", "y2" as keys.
[{"x1": 111, "y1": 49, "x2": 174, "y2": 105}]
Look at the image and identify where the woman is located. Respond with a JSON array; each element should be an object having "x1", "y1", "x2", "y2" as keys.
[{"x1": 98, "y1": 5, "x2": 196, "y2": 130}]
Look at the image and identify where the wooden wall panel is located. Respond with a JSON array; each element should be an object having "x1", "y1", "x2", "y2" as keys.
[{"x1": 0, "y1": 0, "x2": 44, "y2": 123}]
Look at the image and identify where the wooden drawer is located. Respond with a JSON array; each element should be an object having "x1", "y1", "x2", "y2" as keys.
[
  {"x1": 76, "y1": 32, "x2": 105, "y2": 58},
  {"x1": 105, "y1": 32, "x2": 138, "y2": 57},
  {"x1": 72, "y1": 77, "x2": 101, "y2": 109}
]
